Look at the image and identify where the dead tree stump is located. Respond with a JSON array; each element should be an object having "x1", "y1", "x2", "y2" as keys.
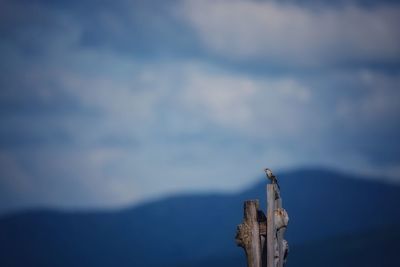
[
  {"x1": 236, "y1": 200, "x2": 262, "y2": 267},
  {"x1": 236, "y1": 184, "x2": 289, "y2": 267}
]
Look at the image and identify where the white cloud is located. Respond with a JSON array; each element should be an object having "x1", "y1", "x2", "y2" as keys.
[
  {"x1": 181, "y1": 0, "x2": 400, "y2": 66},
  {"x1": 336, "y1": 70, "x2": 400, "y2": 126},
  {"x1": 0, "y1": 152, "x2": 33, "y2": 196},
  {"x1": 0, "y1": 52, "x2": 319, "y2": 211},
  {"x1": 180, "y1": 67, "x2": 313, "y2": 137},
  {"x1": 3, "y1": 43, "x2": 400, "y2": 213}
]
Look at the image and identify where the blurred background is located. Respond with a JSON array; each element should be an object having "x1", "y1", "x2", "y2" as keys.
[{"x1": 0, "y1": 0, "x2": 400, "y2": 266}]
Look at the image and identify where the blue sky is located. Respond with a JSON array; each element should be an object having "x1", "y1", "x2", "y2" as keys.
[{"x1": 1, "y1": 0, "x2": 400, "y2": 213}]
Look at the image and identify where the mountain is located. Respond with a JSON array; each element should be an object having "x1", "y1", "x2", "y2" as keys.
[
  {"x1": 289, "y1": 225, "x2": 400, "y2": 267},
  {"x1": 1, "y1": 169, "x2": 400, "y2": 266},
  {"x1": 177, "y1": 225, "x2": 400, "y2": 267}
]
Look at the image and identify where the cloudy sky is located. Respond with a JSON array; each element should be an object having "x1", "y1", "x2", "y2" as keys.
[{"x1": 1, "y1": 0, "x2": 400, "y2": 213}]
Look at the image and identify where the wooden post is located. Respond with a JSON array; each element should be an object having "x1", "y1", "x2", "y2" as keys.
[
  {"x1": 236, "y1": 200, "x2": 262, "y2": 267},
  {"x1": 275, "y1": 191, "x2": 285, "y2": 266},
  {"x1": 266, "y1": 184, "x2": 276, "y2": 267},
  {"x1": 236, "y1": 174, "x2": 289, "y2": 267},
  {"x1": 271, "y1": 186, "x2": 289, "y2": 267}
]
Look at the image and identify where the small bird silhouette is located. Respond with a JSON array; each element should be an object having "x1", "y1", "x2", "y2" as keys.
[{"x1": 264, "y1": 168, "x2": 280, "y2": 189}]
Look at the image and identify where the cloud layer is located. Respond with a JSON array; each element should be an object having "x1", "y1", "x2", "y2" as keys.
[
  {"x1": 0, "y1": 0, "x2": 400, "y2": 213},
  {"x1": 182, "y1": 0, "x2": 400, "y2": 67}
]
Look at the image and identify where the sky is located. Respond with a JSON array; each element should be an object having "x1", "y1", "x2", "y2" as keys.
[{"x1": 0, "y1": 0, "x2": 400, "y2": 214}]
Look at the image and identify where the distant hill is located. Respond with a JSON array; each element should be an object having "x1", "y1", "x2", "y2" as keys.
[
  {"x1": 289, "y1": 224, "x2": 400, "y2": 267},
  {"x1": 1, "y1": 169, "x2": 400, "y2": 267}
]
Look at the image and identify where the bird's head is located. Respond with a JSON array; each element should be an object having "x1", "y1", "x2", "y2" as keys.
[{"x1": 264, "y1": 168, "x2": 273, "y2": 178}]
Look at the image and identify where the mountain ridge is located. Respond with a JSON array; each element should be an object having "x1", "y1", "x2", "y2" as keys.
[
  {"x1": 1, "y1": 167, "x2": 396, "y2": 219},
  {"x1": 1, "y1": 168, "x2": 400, "y2": 267}
]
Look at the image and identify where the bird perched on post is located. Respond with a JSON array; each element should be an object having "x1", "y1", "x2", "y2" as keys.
[{"x1": 264, "y1": 168, "x2": 280, "y2": 190}]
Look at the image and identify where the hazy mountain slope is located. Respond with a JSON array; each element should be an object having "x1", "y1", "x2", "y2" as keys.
[
  {"x1": 177, "y1": 225, "x2": 400, "y2": 267},
  {"x1": 288, "y1": 225, "x2": 400, "y2": 267}
]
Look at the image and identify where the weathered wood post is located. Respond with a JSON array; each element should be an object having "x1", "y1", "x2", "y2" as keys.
[
  {"x1": 236, "y1": 200, "x2": 262, "y2": 267},
  {"x1": 266, "y1": 184, "x2": 276, "y2": 267},
  {"x1": 236, "y1": 170, "x2": 289, "y2": 267},
  {"x1": 267, "y1": 184, "x2": 289, "y2": 267}
]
